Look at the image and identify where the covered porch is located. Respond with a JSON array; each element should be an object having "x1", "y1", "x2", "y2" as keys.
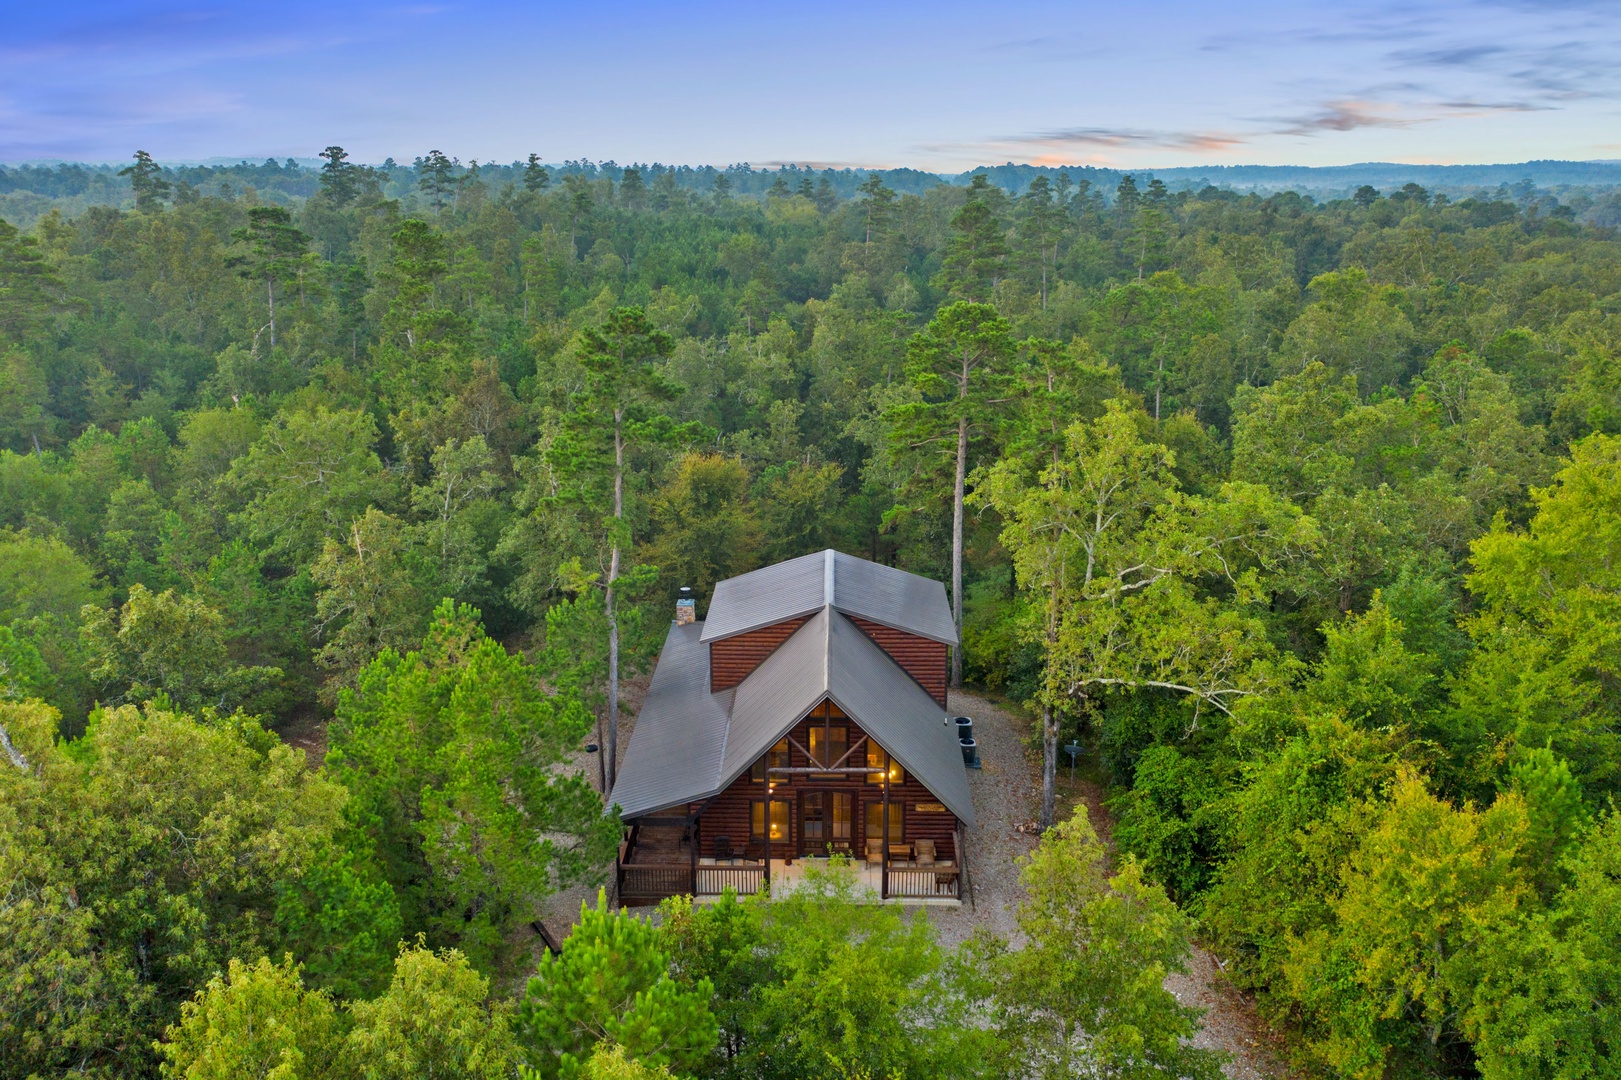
[{"x1": 616, "y1": 822, "x2": 968, "y2": 905}]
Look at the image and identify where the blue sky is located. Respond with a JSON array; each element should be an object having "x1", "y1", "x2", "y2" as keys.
[{"x1": 4, "y1": 0, "x2": 1619, "y2": 169}]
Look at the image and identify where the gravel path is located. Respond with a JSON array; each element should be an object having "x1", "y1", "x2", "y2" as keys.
[{"x1": 940, "y1": 690, "x2": 1291, "y2": 1080}]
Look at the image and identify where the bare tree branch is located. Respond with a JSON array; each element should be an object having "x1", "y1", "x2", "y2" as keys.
[
  {"x1": 0, "y1": 722, "x2": 28, "y2": 770},
  {"x1": 1068, "y1": 677, "x2": 1253, "y2": 716}
]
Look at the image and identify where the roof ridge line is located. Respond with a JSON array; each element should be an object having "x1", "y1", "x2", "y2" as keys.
[
  {"x1": 823, "y1": 547, "x2": 834, "y2": 609},
  {"x1": 822, "y1": 601, "x2": 832, "y2": 691}
]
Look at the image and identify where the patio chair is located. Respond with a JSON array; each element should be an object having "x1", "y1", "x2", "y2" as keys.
[
  {"x1": 915, "y1": 839, "x2": 937, "y2": 866},
  {"x1": 713, "y1": 835, "x2": 734, "y2": 862},
  {"x1": 865, "y1": 839, "x2": 884, "y2": 864}
]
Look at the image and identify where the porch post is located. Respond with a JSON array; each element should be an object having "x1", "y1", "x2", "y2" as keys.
[
  {"x1": 763, "y1": 792, "x2": 772, "y2": 896},
  {"x1": 689, "y1": 811, "x2": 698, "y2": 896},
  {"x1": 881, "y1": 766, "x2": 891, "y2": 900}
]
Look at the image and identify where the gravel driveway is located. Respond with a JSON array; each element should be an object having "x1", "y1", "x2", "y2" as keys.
[{"x1": 940, "y1": 690, "x2": 1292, "y2": 1080}]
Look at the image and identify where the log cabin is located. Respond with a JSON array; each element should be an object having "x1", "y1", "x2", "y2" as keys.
[{"x1": 610, "y1": 549, "x2": 974, "y2": 904}]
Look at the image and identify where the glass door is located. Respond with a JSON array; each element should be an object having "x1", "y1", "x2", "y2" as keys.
[
  {"x1": 801, "y1": 791, "x2": 855, "y2": 855},
  {"x1": 830, "y1": 791, "x2": 853, "y2": 851},
  {"x1": 801, "y1": 791, "x2": 826, "y2": 855}
]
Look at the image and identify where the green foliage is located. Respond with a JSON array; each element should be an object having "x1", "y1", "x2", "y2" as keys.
[
  {"x1": 346, "y1": 942, "x2": 517, "y2": 1080},
  {"x1": 272, "y1": 839, "x2": 403, "y2": 1000},
  {"x1": 517, "y1": 890, "x2": 717, "y2": 1079},
  {"x1": 1460, "y1": 434, "x2": 1621, "y2": 790},
  {"x1": 1110, "y1": 744, "x2": 1230, "y2": 903},
  {"x1": 642, "y1": 452, "x2": 762, "y2": 609},
  {"x1": 0, "y1": 699, "x2": 347, "y2": 1078},
  {"x1": 1466, "y1": 812, "x2": 1621, "y2": 1079},
  {"x1": 658, "y1": 862, "x2": 989, "y2": 1080},
  {"x1": 156, "y1": 945, "x2": 516, "y2": 1080},
  {"x1": 312, "y1": 508, "x2": 435, "y2": 698},
  {"x1": 327, "y1": 600, "x2": 619, "y2": 973},
  {"x1": 569, "y1": 1043, "x2": 679, "y2": 1080},
  {"x1": 228, "y1": 406, "x2": 395, "y2": 564},
  {"x1": 1284, "y1": 773, "x2": 1531, "y2": 1076},
  {"x1": 0, "y1": 623, "x2": 50, "y2": 700},
  {"x1": 157, "y1": 955, "x2": 346, "y2": 1080},
  {"x1": 993, "y1": 806, "x2": 1224, "y2": 1080},
  {"x1": 1, "y1": 160, "x2": 1619, "y2": 1076},
  {"x1": 80, "y1": 582, "x2": 284, "y2": 713}
]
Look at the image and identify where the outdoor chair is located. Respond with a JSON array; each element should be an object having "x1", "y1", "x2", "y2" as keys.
[
  {"x1": 865, "y1": 839, "x2": 884, "y2": 864},
  {"x1": 713, "y1": 835, "x2": 734, "y2": 862}
]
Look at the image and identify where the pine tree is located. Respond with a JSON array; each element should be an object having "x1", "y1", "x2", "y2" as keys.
[
  {"x1": 118, "y1": 150, "x2": 170, "y2": 212},
  {"x1": 1016, "y1": 175, "x2": 1065, "y2": 309},
  {"x1": 619, "y1": 167, "x2": 647, "y2": 208},
  {"x1": 887, "y1": 301, "x2": 1015, "y2": 687},
  {"x1": 857, "y1": 174, "x2": 897, "y2": 275},
  {"x1": 418, "y1": 150, "x2": 457, "y2": 212},
  {"x1": 228, "y1": 206, "x2": 311, "y2": 350},
  {"x1": 318, "y1": 145, "x2": 357, "y2": 205},
  {"x1": 935, "y1": 175, "x2": 1008, "y2": 302},
  {"x1": 524, "y1": 153, "x2": 551, "y2": 192}
]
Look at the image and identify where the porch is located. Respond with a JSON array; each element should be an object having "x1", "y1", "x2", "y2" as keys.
[{"x1": 616, "y1": 822, "x2": 967, "y2": 906}]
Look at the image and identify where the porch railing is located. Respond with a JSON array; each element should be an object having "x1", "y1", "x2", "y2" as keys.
[
  {"x1": 696, "y1": 864, "x2": 765, "y2": 896},
  {"x1": 885, "y1": 865, "x2": 961, "y2": 899},
  {"x1": 618, "y1": 863, "x2": 692, "y2": 901},
  {"x1": 618, "y1": 862, "x2": 769, "y2": 901}
]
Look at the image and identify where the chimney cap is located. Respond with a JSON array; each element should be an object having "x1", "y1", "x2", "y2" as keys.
[{"x1": 679, "y1": 586, "x2": 692, "y2": 597}]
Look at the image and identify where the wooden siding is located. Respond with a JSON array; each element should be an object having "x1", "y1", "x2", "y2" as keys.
[
  {"x1": 709, "y1": 616, "x2": 810, "y2": 691},
  {"x1": 697, "y1": 707, "x2": 959, "y2": 864},
  {"x1": 847, "y1": 616, "x2": 949, "y2": 707}
]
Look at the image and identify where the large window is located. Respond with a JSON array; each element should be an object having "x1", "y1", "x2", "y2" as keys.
[
  {"x1": 751, "y1": 799, "x2": 791, "y2": 843},
  {"x1": 751, "y1": 739, "x2": 790, "y2": 783},
  {"x1": 865, "y1": 741, "x2": 905, "y2": 785},
  {"x1": 808, "y1": 725, "x2": 847, "y2": 778},
  {"x1": 864, "y1": 800, "x2": 903, "y2": 844}
]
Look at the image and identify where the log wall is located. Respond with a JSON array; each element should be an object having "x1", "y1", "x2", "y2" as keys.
[
  {"x1": 847, "y1": 616, "x2": 949, "y2": 707},
  {"x1": 697, "y1": 708, "x2": 959, "y2": 863},
  {"x1": 708, "y1": 617, "x2": 810, "y2": 690}
]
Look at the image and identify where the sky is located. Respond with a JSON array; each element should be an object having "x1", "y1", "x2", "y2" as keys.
[{"x1": 3, "y1": 0, "x2": 1620, "y2": 170}]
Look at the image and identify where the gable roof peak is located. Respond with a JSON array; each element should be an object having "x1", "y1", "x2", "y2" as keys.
[{"x1": 700, "y1": 549, "x2": 957, "y2": 646}]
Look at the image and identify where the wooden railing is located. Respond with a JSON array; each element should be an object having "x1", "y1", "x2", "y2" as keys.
[
  {"x1": 696, "y1": 864, "x2": 765, "y2": 896},
  {"x1": 618, "y1": 863, "x2": 692, "y2": 901},
  {"x1": 885, "y1": 865, "x2": 960, "y2": 899}
]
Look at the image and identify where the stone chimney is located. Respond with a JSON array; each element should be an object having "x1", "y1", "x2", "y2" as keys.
[{"x1": 675, "y1": 586, "x2": 696, "y2": 625}]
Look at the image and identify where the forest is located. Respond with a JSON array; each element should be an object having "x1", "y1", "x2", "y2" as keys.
[{"x1": 1, "y1": 148, "x2": 1619, "y2": 1079}]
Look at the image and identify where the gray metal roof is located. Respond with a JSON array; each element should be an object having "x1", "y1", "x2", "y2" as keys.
[
  {"x1": 700, "y1": 549, "x2": 958, "y2": 646},
  {"x1": 607, "y1": 621, "x2": 731, "y2": 818},
  {"x1": 611, "y1": 604, "x2": 974, "y2": 826},
  {"x1": 824, "y1": 612, "x2": 974, "y2": 826}
]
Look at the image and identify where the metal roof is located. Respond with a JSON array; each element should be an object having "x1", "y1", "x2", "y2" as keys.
[
  {"x1": 824, "y1": 612, "x2": 974, "y2": 826},
  {"x1": 611, "y1": 604, "x2": 974, "y2": 826},
  {"x1": 606, "y1": 621, "x2": 731, "y2": 818},
  {"x1": 700, "y1": 549, "x2": 958, "y2": 646}
]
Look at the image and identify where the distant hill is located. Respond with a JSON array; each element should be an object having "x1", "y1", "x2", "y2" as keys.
[
  {"x1": 946, "y1": 160, "x2": 1621, "y2": 198},
  {"x1": 2, "y1": 156, "x2": 1618, "y2": 231}
]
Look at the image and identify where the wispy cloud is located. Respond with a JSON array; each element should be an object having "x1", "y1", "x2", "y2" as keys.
[{"x1": 1274, "y1": 100, "x2": 1419, "y2": 136}]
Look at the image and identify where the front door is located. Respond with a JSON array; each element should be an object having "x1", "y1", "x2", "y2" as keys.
[{"x1": 800, "y1": 790, "x2": 855, "y2": 856}]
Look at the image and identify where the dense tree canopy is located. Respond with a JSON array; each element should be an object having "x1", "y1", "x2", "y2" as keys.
[{"x1": 1, "y1": 152, "x2": 1619, "y2": 1077}]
